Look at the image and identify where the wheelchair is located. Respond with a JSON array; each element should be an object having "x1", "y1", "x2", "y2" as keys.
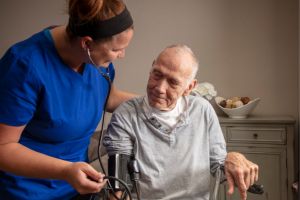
[{"x1": 75, "y1": 157, "x2": 263, "y2": 200}]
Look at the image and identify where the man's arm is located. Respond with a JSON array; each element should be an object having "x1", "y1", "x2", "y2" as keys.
[
  {"x1": 224, "y1": 152, "x2": 259, "y2": 200},
  {"x1": 205, "y1": 101, "x2": 259, "y2": 199},
  {"x1": 103, "y1": 102, "x2": 136, "y2": 199}
]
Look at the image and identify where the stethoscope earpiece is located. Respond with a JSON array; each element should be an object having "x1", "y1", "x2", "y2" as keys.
[{"x1": 87, "y1": 48, "x2": 91, "y2": 56}]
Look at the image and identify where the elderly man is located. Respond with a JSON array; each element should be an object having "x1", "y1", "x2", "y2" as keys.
[{"x1": 103, "y1": 44, "x2": 258, "y2": 200}]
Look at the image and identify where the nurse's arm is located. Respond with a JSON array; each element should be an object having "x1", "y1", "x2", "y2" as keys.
[
  {"x1": 106, "y1": 84, "x2": 137, "y2": 112},
  {"x1": 0, "y1": 123, "x2": 106, "y2": 194}
]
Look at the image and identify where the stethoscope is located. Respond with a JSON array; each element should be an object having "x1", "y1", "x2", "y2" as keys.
[
  {"x1": 87, "y1": 48, "x2": 112, "y2": 83},
  {"x1": 87, "y1": 49, "x2": 134, "y2": 200}
]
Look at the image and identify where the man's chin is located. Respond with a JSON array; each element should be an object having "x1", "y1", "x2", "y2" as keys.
[
  {"x1": 149, "y1": 100, "x2": 162, "y2": 108},
  {"x1": 149, "y1": 101, "x2": 167, "y2": 111}
]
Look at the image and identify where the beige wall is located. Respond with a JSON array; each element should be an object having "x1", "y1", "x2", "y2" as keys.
[
  {"x1": 0, "y1": 0, "x2": 68, "y2": 54},
  {"x1": 0, "y1": 0, "x2": 298, "y2": 118},
  {"x1": 118, "y1": 0, "x2": 299, "y2": 119}
]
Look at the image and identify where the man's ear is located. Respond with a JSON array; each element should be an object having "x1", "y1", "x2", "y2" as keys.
[
  {"x1": 152, "y1": 59, "x2": 156, "y2": 66},
  {"x1": 183, "y1": 79, "x2": 197, "y2": 96}
]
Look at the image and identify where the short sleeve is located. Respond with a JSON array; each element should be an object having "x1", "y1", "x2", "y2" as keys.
[{"x1": 0, "y1": 50, "x2": 40, "y2": 126}]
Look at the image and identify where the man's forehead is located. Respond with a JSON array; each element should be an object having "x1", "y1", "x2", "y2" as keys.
[
  {"x1": 155, "y1": 55, "x2": 181, "y2": 72},
  {"x1": 151, "y1": 63, "x2": 187, "y2": 83},
  {"x1": 154, "y1": 57, "x2": 192, "y2": 78}
]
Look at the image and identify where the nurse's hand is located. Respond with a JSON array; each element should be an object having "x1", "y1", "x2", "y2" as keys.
[{"x1": 62, "y1": 162, "x2": 107, "y2": 194}]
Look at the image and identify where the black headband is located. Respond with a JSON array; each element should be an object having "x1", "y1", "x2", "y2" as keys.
[{"x1": 68, "y1": 7, "x2": 133, "y2": 40}]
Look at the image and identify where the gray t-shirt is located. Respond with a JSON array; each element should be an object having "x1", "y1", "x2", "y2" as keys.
[{"x1": 103, "y1": 95, "x2": 227, "y2": 200}]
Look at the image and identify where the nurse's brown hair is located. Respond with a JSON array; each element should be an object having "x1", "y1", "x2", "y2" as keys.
[{"x1": 66, "y1": 0, "x2": 129, "y2": 40}]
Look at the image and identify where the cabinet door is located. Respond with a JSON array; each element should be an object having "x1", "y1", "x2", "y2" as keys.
[{"x1": 221, "y1": 146, "x2": 287, "y2": 200}]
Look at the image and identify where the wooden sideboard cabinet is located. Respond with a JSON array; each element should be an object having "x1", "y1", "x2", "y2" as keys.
[{"x1": 217, "y1": 116, "x2": 296, "y2": 200}]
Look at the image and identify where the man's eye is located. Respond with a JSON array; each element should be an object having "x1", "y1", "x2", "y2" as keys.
[
  {"x1": 152, "y1": 72, "x2": 162, "y2": 79},
  {"x1": 169, "y1": 79, "x2": 179, "y2": 86},
  {"x1": 112, "y1": 49, "x2": 123, "y2": 53}
]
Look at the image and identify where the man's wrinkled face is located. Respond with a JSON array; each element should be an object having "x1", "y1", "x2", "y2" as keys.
[{"x1": 147, "y1": 49, "x2": 194, "y2": 111}]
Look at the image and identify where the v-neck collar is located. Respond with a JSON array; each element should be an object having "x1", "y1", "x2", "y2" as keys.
[{"x1": 142, "y1": 96, "x2": 190, "y2": 134}]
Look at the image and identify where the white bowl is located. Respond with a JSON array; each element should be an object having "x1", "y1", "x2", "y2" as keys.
[{"x1": 215, "y1": 97, "x2": 260, "y2": 119}]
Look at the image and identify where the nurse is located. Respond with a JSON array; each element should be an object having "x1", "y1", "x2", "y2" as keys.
[{"x1": 0, "y1": 0, "x2": 135, "y2": 199}]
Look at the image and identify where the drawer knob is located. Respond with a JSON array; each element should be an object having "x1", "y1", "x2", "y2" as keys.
[{"x1": 253, "y1": 133, "x2": 258, "y2": 138}]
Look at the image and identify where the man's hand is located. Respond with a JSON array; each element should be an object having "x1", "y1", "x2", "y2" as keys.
[{"x1": 224, "y1": 152, "x2": 259, "y2": 200}]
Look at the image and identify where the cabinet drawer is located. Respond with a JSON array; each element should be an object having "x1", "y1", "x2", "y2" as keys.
[{"x1": 227, "y1": 127, "x2": 286, "y2": 144}]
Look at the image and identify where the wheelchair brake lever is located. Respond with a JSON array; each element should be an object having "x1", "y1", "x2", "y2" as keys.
[{"x1": 247, "y1": 184, "x2": 264, "y2": 194}]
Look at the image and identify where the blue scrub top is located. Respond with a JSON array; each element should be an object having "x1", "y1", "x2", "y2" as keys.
[{"x1": 0, "y1": 29, "x2": 115, "y2": 200}]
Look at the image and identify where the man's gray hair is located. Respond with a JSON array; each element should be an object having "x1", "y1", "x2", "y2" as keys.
[{"x1": 164, "y1": 44, "x2": 199, "y2": 83}]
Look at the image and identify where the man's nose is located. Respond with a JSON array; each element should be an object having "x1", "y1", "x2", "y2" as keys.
[{"x1": 155, "y1": 80, "x2": 168, "y2": 93}]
